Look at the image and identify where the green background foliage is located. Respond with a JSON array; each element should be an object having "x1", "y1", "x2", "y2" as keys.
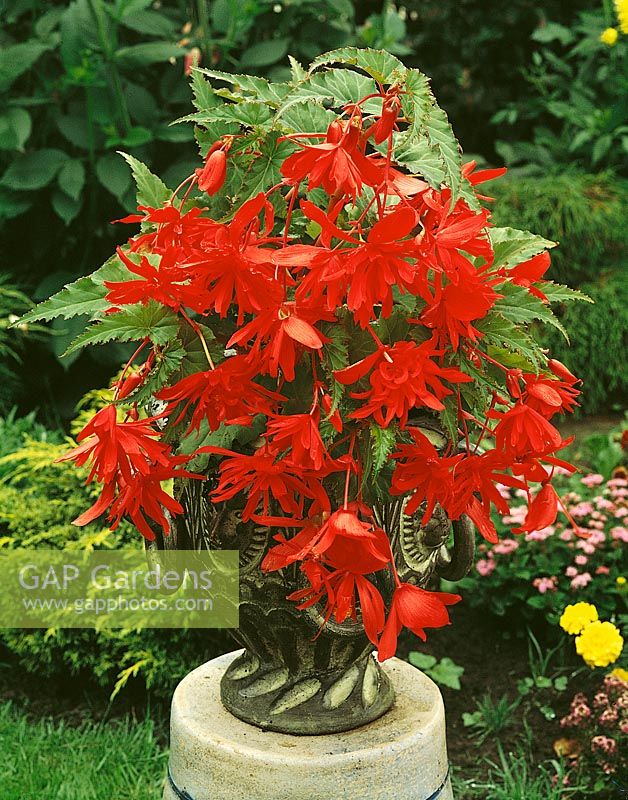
[{"x1": 1, "y1": 0, "x2": 625, "y2": 419}]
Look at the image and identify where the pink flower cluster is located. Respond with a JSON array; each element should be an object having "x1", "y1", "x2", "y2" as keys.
[
  {"x1": 474, "y1": 472, "x2": 627, "y2": 595},
  {"x1": 561, "y1": 675, "x2": 628, "y2": 776}
]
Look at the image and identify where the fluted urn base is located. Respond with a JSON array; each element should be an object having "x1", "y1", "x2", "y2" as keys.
[
  {"x1": 220, "y1": 647, "x2": 394, "y2": 734},
  {"x1": 164, "y1": 650, "x2": 454, "y2": 800}
]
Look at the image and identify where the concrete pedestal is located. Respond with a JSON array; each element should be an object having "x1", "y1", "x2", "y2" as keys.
[{"x1": 164, "y1": 650, "x2": 453, "y2": 800}]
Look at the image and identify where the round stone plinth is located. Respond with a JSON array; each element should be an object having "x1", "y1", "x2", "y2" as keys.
[{"x1": 164, "y1": 650, "x2": 453, "y2": 800}]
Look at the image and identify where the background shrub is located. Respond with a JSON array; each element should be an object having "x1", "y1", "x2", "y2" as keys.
[{"x1": 0, "y1": 407, "x2": 229, "y2": 700}]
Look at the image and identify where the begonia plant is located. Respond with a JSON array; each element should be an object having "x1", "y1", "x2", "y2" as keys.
[{"x1": 23, "y1": 48, "x2": 589, "y2": 661}]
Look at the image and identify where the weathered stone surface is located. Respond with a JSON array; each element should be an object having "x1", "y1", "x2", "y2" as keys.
[{"x1": 164, "y1": 650, "x2": 453, "y2": 800}]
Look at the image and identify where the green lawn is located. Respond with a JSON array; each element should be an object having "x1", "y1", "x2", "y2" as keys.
[{"x1": 0, "y1": 703, "x2": 166, "y2": 800}]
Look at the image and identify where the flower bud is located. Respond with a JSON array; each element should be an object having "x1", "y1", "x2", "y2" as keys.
[{"x1": 196, "y1": 148, "x2": 227, "y2": 195}]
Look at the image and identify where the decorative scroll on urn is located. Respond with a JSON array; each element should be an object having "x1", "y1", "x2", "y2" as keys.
[{"x1": 147, "y1": 442, "x2": 475, "y2": 735}]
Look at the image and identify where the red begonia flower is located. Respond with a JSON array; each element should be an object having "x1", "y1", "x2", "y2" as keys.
[
  {"x1": 337, "y1": 338, "x2": 472, "y2": 427},
  {"x1": 281, "y1": 120, "x2": 383, "y2": 200},
  {"x1": 377, "y1": 583, "x2": 460, "y2": 662},
  {"x1": 156, "y1": 355, "x2": 283, "y2": 433}
]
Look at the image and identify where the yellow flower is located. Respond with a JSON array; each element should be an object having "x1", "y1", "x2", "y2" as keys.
[
  {"x1": 615, "y1": 0, "x2": 628, "y2": 34},
  {"x1": 560, "y1": 602, "x2": 598, "y2": 635},
  {"x1": 576, "y1": 621, "x2": 624, "y2": 668},
  {"x1": 617, "y1": 576, "x2": 626, "y2": 585},
  {"x1": 600, "y1": 27, "x2": 619, "y2": 46},
  {"x1": 610, "y1": 667, "x2": 628, "y2": 681}
]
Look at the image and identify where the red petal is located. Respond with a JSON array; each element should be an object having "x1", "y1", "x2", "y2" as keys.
[
  {"x1": 283, "y1": 316, "x2": 324, "y2": 349},
  {"x1": 369, "y1": 206, "x2": 417, "y2": 243}
]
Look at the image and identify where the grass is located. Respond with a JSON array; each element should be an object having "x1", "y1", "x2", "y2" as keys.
[
  {"x1": 461, "y1": 691, "x2": 521, "y2": 744},
  {"x1": 0, "y1": 702, "x2": 167, "y2": 800},
  {"x1": 453, "y1": 743, "x2": 576, "y2": 800}
]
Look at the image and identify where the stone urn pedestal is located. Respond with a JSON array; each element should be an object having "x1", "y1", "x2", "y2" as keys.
[{"x1": 163, "y1": 650, "x2": 453, "y2": 800}]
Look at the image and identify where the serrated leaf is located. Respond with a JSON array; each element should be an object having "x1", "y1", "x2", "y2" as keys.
[
  {"x1": 542, "y1": 282, "x2": 593, "y2": 304},
  {"x1": 393, "y1": 136, "x2": 446, "y2": 187},
  {"x1": 322, "y1": 324, "x2": 350, "y2": 372},
  {"x1": 309, "y1": 48, "x2": 405, "y2": 85},
  {"x1": 173, "y1": 321, "x2": 220, "y2": 377},
  {"x1": 125, "y1": 338, "x2": 186, "y2": 404},
  {"x1": 275, "y1": 101, "x2": 337, "y2": 135},
  {"x1": 64, "y1": 301, "x2": 179, "y2": 355},
  {"x1": 177, "y1": 102, "x2": 273, "y2": 128},
  {"x1": 288, "y1": 55, "x2": 306, "y2": 83},
  {"x1": 476, "y1": 313, "x2": 544, "y2": 369},
  {"x1": 370, "y1": 424, "x2": 396, "y2": 475},
  {"x1": 118, "y1": 152, "x2": 170, "y2": 208},
  {"x1": 19, "y1": 256, "x2": 132, "y2": 324},
  {"x1": 279, "y1": 69, "x2": 376, "y2": 114},
  {"x1": 424, "y1": 104, "x2": 463, "y2": 203},
  {"x1": 232, "y1": 133, "x2": 293, "y2": 204},
  {"x1": 179, "y1": 416, "x2": 265, "y2": 471},
  {"x1": 190, "y1": 69, "x2": 217, "y2": 112},
  {"x1": 198, "y1": 69, "x2": 290, "y2": 106},
  {"x1": 489, "y1": 227, "x2": 555, "y2": 269},
  {"x1": 493, "y1": 283, "x2": 569, "y2": 341}
]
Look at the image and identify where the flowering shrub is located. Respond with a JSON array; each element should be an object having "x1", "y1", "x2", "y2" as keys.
[
  {"x1": 23, "y1": 49, "x2": 588, "y2": 660},
  {"x1": 559, "y1": 672, "x2": 628, "y2": 787},
  {"x1": 460, "y1": 471, "x2": 627, "y2": 622}
]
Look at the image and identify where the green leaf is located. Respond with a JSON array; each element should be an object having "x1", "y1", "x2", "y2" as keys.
[
  {"x1": 96, "y1": 153, "x2": 133, "y2": 201},
  {"x1": 276, "y1": 102, "x2": 337, "y2": 135},
  {"x1": 392, "y1": 136, "x2": 446, "y2": 188},
  {"x1": 0, "y1": 42, "x2": 50, "y2": 92},
  {"x1": 232, "y1": 133, "x2": 293, "y2": 204},
  {"x1": 51, "y1": 189, "x2": 82, "y2": 225},
  {"x1": 424, "y1": 104, "x2": 463, "y2": 203},
  {"x1": 288, "y1": 55, "x2": 307, "y2": 83},
  {"x1": 64, "y1": 301, "x2": 179, "y2": 355},
  {"x1": 426, "y1": 657, "x2": 465, "y2": 690},
  {"x1": 370, "y1": 424, "x2": 396, "y2": 475},
  {"x1": 56, "y1": 113, "x2": 92, "y2": 150},
  {"x1": 476, "y1": 314, "x2": 544, "y2": 369},
  {"x1": 120, "y1": 10, "x2": 175, "y2": 37},
  {"x1": 177, "y1": 102, "x2": 273, "y2": 128},
  {"x1": 190, "y1": 70, "x2": 217, "y2": 112},
  {"x1": 239, "y1": 39, "x2": 290, "y2": 69},
  {"x1": 397, "y1": 68, "x2": 433, "y2": 147},
  {"x1": 493, "y1": 283, "x2": 569, "y2": 341},
  {"x1": 489, "y1": 227, "x2": 555, "y2": 269},
  {"x1": 57, "y1": 159, "x2": 85, "y2": 201},
  {"x1": 0, "y1": 149, "x2": 69, "y2": 191},
  {"x1": 542, "y1": 282, "x2": 593, "y2": 304},
  {"x1": 322, "y1": 324, "x2": 350, "y2": 372},
  {"x1": 19, "y1": 256, "x2": 131, "y2": 324},
  {"x1": 179, "y1": 417, "x2": 265, "y2": 470},
  {"x1": 198, "y1": 69, "x2": 290, "y2": 106},
  {"x1": 309, "y1": 48, "x2": 405, "y2": 85},
  {"x1": 125, "y1": 338, "x2": 186, "y2": 404},
  {"x1": 118, "y1": 152, "x2": 170, "y2": 207},
  {"x1": 113, "y1": 42, "x2": 184, "y2": 69},
  {"x1": 280, "y1": 69, "x2": 377, "y2": 111},
  {"x1": 173, "y1": 321, "x2": 220, "y2": 377},
  {"x1": 0, "y1": 108, "x2": 32, "y2": 151},
  {"x1": 408, "y1": 652, "x2": 437, "y2": 670},
  {"x1": 462, "y1": 711, "x2": 483, "y2": 727}
]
